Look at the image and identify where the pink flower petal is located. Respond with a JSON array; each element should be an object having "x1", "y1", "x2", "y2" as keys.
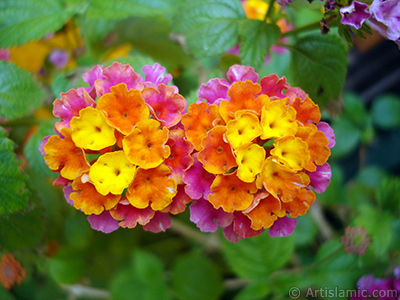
[
  {"x1": 110, "y1": 202, "x2": 155, "y2": 228},
  {"x1": 164, "y1": 130, "x2": 194, "y2": 184},
  {"x1": 168, "y1": 185, "x2": 192, "y2": 215},
  {"x1": 317, "y1": 122, "x2": 336, "y2": 148},
  {"x1": 53, "y1": 175, "x2": 71, "y2": 186},
  {"x1": 87, "y1": 211, "x2": 120, "y2": 234},
  {"x1": 141, "y1": 84, "x2": 186, "y2": 128},
  {"x1": 190, "y1": 199, "x2": 233, "y2": 232},
  {"x1": 259, "y1": 74, "x2": 290, "y2": 99},
  {"x1": 227, "y1": 64, "x2": 259, "y2": 83},
  {"x1": 307, "y1": 162, "x2": 332, "y2": 194},
  {"x1": 53, "y1": 88, "x2": 95, "y2": 133},
  {"x1": 198, "y1": 78, "x2": 230, "y2": 104},
  {"x1": 285, "y1": 87, "x2": 308, "y2": 102},
  {"x1": 63, "y1": 185, "x2": 74, "y2": 206},
  {"x1": 142, "y1": 63, "x2": 173, "y2": 86},
  {"x1": 268, "y1": 216, "x2": 298, "y2": 237},
  {"x1": 143, "y1": 212, "x2": 171, "y2": 233},
  {"x1": 183, "y1": 153, "x2": 215, "y2": 200},
  {"x1": 39, "y1": 135, "x2": 51, "y2": 156},
  {"x1": 94, "y1": 62, "x2": 143, "y2": 97},
  {"x1": 232, "y1": 212, "x2": 264, "y2": 239},
  {"x1": 82, "y1": 65, "x2": 104, "y2": 98},
  {"x1": 223, "y1": 223, "x2": 239, "y2": 243}
]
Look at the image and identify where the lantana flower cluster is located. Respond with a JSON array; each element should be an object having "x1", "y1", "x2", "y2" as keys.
[
  {"x1": 41, "y1": 62, "x2": 334, "y2": 241},
  {"x1": 41, "y1": 62, "x2": 191, "y2": 233},
  {"x1": 183, "y1": 65, "x2": 334, "y2": 242}
]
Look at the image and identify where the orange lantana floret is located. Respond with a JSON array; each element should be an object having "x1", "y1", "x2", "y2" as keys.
[
  {"x1": 123, "y1": 119, "x2": 171, "y2": 169},
  {"x1": 296, "y1": 125, "x2": 330, "y2": 172},
  {"x1": 209, "y1": 173, "x2": 257, "y2": 213},
  {"x1": 181, "y1": 102, "x2": 221, "y2": 151},
  {"x1": 281, "y1": 188, "x2": 316, "y2": 218},
  {"x1": 0, "y1": 253, "x2": 26, "y2": 290},
  {"x1": 289, "y1": 97, "x2": 321, "y2": 125},
  {"x1": 44, "y1": 128, "x2": 90, "y2": 180},
  {"x1": 70, "y1": 177, "x2": 121, "y2": 215},
  {"x1": 126, "y1": 164, "x2": 177, "y2": 210},
  {"x1": 244, "y1": 193, "x2": 281, "y2": 230},
  {"x1": 219, "y1": 80, "x2": 268, "y2": 123},
  {"x1": 96, "y1": 83, "x2": 150, "y2": 135},
  {"x1": 198, "y1": 126, "x2": 237, "y2": 174},
  {"x1": 256, "y1": 157, "x2": 310, "y2": 202}
]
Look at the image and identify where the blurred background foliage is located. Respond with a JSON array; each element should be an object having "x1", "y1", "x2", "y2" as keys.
[{"x1": 0, "y1": 0, "x2": 400, "y2": 299}]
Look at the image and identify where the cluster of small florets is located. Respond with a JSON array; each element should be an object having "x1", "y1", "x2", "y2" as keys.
[
  {"x1": 182, "y1": 65, "x2": 334, "y2": 242},
  {"x1": 41, "y1": 62, "x2": 190, "y2": 233},
  {"x1": 41, "y1": 63, "x2": 334, "y2": 241}
]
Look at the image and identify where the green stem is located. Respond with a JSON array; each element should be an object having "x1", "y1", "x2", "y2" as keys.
[
  {"x1": 281, "y1": 20, "x2": 322, "y2": 37},
  {"x1": 264, "y1": 0, "x2": 276, "y2": 22}
]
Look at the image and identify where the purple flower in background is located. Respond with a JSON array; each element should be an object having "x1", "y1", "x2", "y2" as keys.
[
  {"x1": 0, "y1": 49, "x2": 10, "y2": 61},
  {"x1": 324, "y1": 0, "x2": 336, "y2": 12},
  {"x1": 276, "y1": 0, "x2": 293, "y2": 8},
  {"x1": 340, "y1": 1, "x2": 371, "y2": 30},
  {"x1": 341, "y1": 226, "x2": 370, "y2": 256},
  {"x1": 49, "y1": 49, "x2": 70, "y2": 69},
  {"x1": 370, "y1": 0, "x2": 400, "y2": 43},
  {"x1": 351, "y1": 264, "x2": 400, "y2": 300}
]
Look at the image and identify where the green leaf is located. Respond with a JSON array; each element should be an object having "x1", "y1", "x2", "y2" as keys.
[
  {"x1": 222, "y1": 233, "x2": 294, "y2": 280},
  {"x1": 355, "y1": 205, "x2": 394, "y2": 258},
  {"x1": 376, "y1": 176, "x2": 400, "y2": 212},
  {"x1": 48, "y1": 248, "x2": 87, "y2": 284},
  {"x1": 330, "y1": 116, "x2": 361, "y2": 159},
  {"x1": 0, "y1": 127, "x2": 29, "y2": 215},
  {"x1": 289, "y1": 34, "x2": 348, "y2": 106},
  {"x1": 234, "y1": 280, "x2": 270, "y2": 300},
  {"x1": 111, "y1": 250, "x2": 171, "y2": 300},
  {"x1": 132, "y1": 249, "x2": 170, "y2": 299},
  {"x1": 0, "y1": 62, "x2": 46, "y2": 121},
  {"x1": 342, "y1": 93, "x2": 368, "y2": 129},
  {"x1": 308, "y1": 239, "x2": 362, "y2": 293},
  {"x1": 174, "y1": 0, "x2": 245, "y2": 58},
  {"x1": 0, "y1": 203, "x2": 45, "y2": 251},
  {"x1": 86, "y1": 0, "x2": 181, "y2": 20},
  {"x1": 293, "y1": 214, "x2": 317, "y2": 247},
  {"x1": 0, "y1": 0, "x2": 74, "y2": 47},
  {"x1": 172, "y1": 251, "x2": 223, "y2": 300},
  {"x1": 51, "y1": 74, "x2": 72, "y2": 99},
  {"x1": 239, "y1": 20, "x2": 281, "y2": 68},
  {"x1": 24, "y1": 119, "x2": 57, "y2": 179},
  {"x1": 64, "y1": 214, "x2": 91, "y2": 249},
  {"x1": 117, "y1": 18, "x2": 192, "y2": 68},
  {"x1": 318, "y1": 164, "x2": 346, "y2": 205},
  {"x1": 371, "y1": 94, "x2": 400, "y2": 129}
]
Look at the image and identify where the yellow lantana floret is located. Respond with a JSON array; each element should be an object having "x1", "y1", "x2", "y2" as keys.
[
  {"x1": 271, "y1": 136, "x2": 310, "y2": 171},
  {"x1": 71, "y1": 107, "x2": 116, "y2": 151},
  {"x1": 89, "y1": 150, "x2": 137, "y2": 195},
  {"x1": 235, "y1": 144, "x2": 266, "y2": 183},
  {"x1": 260, "y1": 99, "x2": 298, "y2": 139},
  {"x1": 225, "y1": 111, "x2": 262, "y2": 149}
]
